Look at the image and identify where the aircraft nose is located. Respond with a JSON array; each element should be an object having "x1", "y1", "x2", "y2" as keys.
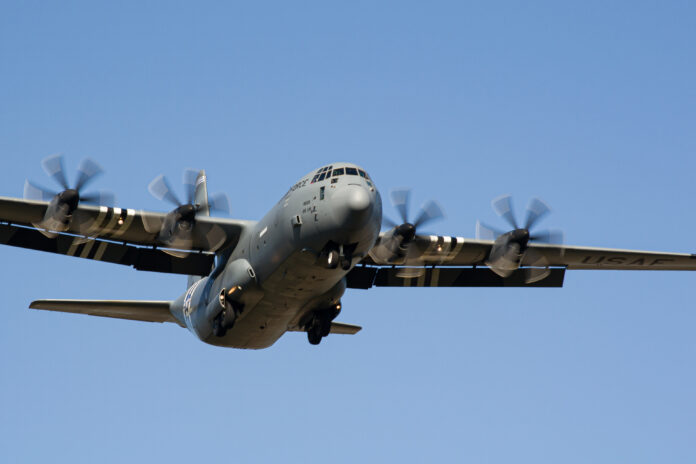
[{"x1": 332, "y1": 184, "x2": 373, "y2": 228}]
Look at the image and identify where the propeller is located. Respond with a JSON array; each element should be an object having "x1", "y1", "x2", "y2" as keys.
[
  {"x1": 146, "y1": 169, "x2": 230, "y2": 257},
  {"x1": 23, "y1": 154, "x2": 115, "y2": 236},
  {"x1": 376, "y1": 188, "x2": 444, "y2": 278},
  {"x1": 476, "y1": 195, "x2": 563, "y2": 283}
]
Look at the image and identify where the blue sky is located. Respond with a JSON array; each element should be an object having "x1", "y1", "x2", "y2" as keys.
[{"x1": 1, "y1": 1, "x2": 695, "y2": 462}]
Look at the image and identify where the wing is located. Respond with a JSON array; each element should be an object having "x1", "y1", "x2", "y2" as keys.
[
  {"x1": 0, "y1": 196, "x2": 254, "y2": 275},
  {"x1": 29, "y1": 299, "x2": 181, "y2": 325},
  {"x1": 352, "y1": 233, "x2": 696, "y2": 288}
]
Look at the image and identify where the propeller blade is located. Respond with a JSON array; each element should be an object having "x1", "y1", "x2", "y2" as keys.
[
  {"x1": 183, "y1": 168, "x2": 198, "y2": 205},
  {"x1": 530, "y1": 229, "x2": 564, "y2": 244},
  {"x1": 390, "y1": 189, "x2": 411, "y2": 224},
  {"x1": 161, "y1": 233, "x2": 194, "y2": 258},
  {"x1": 74, "y1": 158, "x2": 104, "y2": 192},
  {"x1": 382, "y1": 215, "x2": 398, "y2": 229},
  {"x1": 396, "y1": 242, "x2": 426, "y2": 278},
  {"x1": 524, "y1": 198, "x2": 551, "y2": 230},
  {"x1": 370, "y1": 233, "x2": 404, "y2": 264},
  {"x1": 492, "y1": 194, "x2": 518, "y2": 229},
  {"x1": 41, "y1": 154, "x2": 69, "y2": 190},
  {"x1": 413, "y1": 200, "x2": 444, "y2": 229},
  {"x1": 148, "y1": 175, "x2": 182, "y2": 207},
  {"x1": 24, "y1": 180, "x2": 57, "y2": 202},
  {"x1": 196, "y1": 223, "x2": 227, "y2": 252},
  {"x1": 476, "y1": 220, "x2": 503, "y2": 241},
  {"x1": 522, "y1": 248, "x2": 551, "y2": 283},
  {"x1": 80, "y1": 191, "x2": 116, "y2": 207},
  {"x1": 208, "y1": 193, "x2": 230, "y2": 215}
]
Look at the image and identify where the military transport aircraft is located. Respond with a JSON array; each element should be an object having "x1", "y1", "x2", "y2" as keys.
[{"x1": 2, "y1": 155, "x2": 696, "y2": 349}]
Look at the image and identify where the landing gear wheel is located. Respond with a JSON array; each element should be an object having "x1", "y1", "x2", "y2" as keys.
[
  {"x1": 320, "y1": 318, "x2": 332, "y2": 337},
  {"x1": 326, "y1": 249, "x2": 339, "y2": 269},
  {"x1": 307, "y1": 324, "x2": 323, "y2": 345}
]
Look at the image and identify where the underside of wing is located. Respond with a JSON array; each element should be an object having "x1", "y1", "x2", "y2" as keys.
[{"x1": 29, "y1": 299, "x2": 181, "y2": 325}]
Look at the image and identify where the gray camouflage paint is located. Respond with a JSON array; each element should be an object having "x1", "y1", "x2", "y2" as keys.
[{"x1": 170, "y1": 163, "x2": 382, "y2": 349}]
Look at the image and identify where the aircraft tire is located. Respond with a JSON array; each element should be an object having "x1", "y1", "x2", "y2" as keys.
[
  {"x1": 213, "y1": 312, "x2": 228, "y2": 337},
  {"x1": 307, "y1": 325, "x2": 322, "y2": 345},
  {"x1": 326, "y1": 250, "x2": 339, "y2": 269}
]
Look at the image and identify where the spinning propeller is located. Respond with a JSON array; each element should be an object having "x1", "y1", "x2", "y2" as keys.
[
  {"x1": 476, "y1": 195, "x2": 563, "y2": 283},
  {"x1": 146, "y1": 169, "x2": 230, "y2": 257},
  {"x1": 375, "y1": 188, "x2": 444, "y2": 277},
  {"x1": 24, "y1": 154, "x2": 115, "y2": 236}
]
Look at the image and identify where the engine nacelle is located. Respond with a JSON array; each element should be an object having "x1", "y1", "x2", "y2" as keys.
[{"x1": 487, "y1": 229, "x2": 530, "y2": 277}]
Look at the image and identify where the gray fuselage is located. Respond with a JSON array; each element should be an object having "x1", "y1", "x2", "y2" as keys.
[{"x1": 170, "y1": 163, "x2": 382, "y2": 348}]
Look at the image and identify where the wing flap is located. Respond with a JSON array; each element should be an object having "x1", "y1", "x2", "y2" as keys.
[
  {"x1": 29, "y1": 299, "x2": 180, "y2": 325},
  {"x1": 347, "y1": 266, "x2": 565, "y2": 288}
]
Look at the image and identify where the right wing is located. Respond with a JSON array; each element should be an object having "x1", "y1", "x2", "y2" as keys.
[{"x1": 0, "y1": 196, "x2": 254, "y2": 275}]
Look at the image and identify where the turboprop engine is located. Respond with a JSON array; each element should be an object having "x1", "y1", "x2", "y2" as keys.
[
  {"x1": 477, "y1": 195, "x2": 564, "y2": 283},
  {"x1": 369, "y1": 189, "x2": 444, "y2": 277},
  {"x1": 24, "y1": 155, "x2": 115, "y2": 237}
]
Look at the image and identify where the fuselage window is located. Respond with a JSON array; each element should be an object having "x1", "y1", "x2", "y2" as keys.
[
  {"x1": 346, "y1": 167, "x2": 358, "y2": 175},
  {"x1": 332, "y1": 168, "x2": 345, "y2": 176},
  {"x1": 320, "y1": 186, "x2": 325, "y2": 200}
]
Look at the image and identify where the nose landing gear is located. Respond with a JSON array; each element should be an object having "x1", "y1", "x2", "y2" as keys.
[{"x1": 320, "y1": 242, "x2": 357, "y2": 271}]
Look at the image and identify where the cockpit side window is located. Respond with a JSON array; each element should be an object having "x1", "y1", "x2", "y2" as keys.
[
  {"x1": 358, "y1": 169, "x2": 370, "y2": 179},
  {"x1": 318, "y1": 172, "x2": 326, "y2": 181},
  {"x1": 332, "y1": 168, "x2": 345, "y2": 176},
  {"x1": 345, "y1": 167, "x2": 358, "y2": 175}
]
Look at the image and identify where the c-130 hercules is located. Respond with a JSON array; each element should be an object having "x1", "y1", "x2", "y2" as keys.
[{"x1": 2, "y1": 155, "x2": 696, "y2": 349}]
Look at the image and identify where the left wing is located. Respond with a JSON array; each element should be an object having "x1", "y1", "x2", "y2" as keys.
[{"x1": 0, "y1": 196, "x2": 253, "y2": 275}]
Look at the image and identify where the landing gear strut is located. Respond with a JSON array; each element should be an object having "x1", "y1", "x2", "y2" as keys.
[{"x1": 306, "y1": 304, "x2": 341, "y2": 345}]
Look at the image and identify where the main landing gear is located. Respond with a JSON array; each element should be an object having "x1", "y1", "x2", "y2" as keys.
[
  {"x1": 213, "y1": 289, "x2": 244, "y2": 338},
  {"x1": 306, "y1": 304, "x2": 341, "y2": 345}
]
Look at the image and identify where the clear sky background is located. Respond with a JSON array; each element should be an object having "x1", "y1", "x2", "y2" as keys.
[{"x1": 1, "y1": 1, "x2": 695, "y2": 462}]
